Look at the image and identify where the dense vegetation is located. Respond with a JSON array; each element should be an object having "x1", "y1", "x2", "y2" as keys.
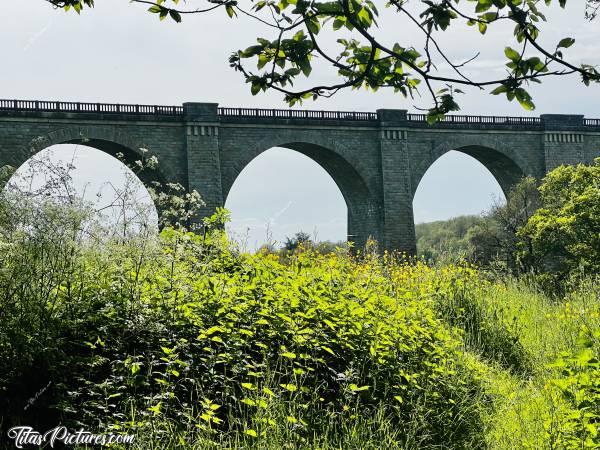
[{"x1": 0, "y1": 159, "x2": 598, "y2": 448}]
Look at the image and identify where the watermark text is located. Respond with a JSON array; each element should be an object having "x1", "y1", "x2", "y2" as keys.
[{"x1": 7, "y1": 426, "x2": 135, "y2": 448}]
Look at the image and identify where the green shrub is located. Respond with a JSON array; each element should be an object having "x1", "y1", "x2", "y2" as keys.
[
  {"x1": 519, "y1": 159, "x2": 600, "y2": 292},
  {"x1": 0, "y1": 216, "x2": 490, "y2": 448},
  {"x1": 545, "y1": 329, "x2": 600, "y2": 449}
]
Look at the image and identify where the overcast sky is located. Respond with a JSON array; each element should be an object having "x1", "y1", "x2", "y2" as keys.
[{"x1": 3, "y1": 1, "x2": 598, "y2": 249}]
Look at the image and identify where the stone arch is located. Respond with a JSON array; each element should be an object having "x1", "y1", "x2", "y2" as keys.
[
  {"x1": 412, "y1": 142, "x2": 531, "y2": 198},
  {"x1": 22, "y1": 126, "x2": 169, "y2": 189},
  {"x1": 222, "y1": 141, "x2": 382, "y2": 249},
  {"x1": 0, "y1": 126, "x2": 168, "y2": 224}
]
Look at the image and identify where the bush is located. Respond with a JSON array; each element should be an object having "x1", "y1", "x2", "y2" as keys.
[
  {"x1": 0, "y1": 203, "x2": 490, "y2": 448},
  {"x1": 2, "y1": 154, "x2": 598, "y2": 449},
  {"x1": 519, "y1": 159, "x2": 600, "y2": 291}
]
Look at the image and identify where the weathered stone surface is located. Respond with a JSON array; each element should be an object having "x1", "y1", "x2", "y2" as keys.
[{"x1": 1, "y1": 101, "x2": 598, "y2": 253}]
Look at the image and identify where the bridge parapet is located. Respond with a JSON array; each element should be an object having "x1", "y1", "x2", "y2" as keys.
[
  {"x1": 585, "y1": 118, "x2": 600, "y2": 127},
  {"x1": 407, "y1": 113, "x2": 541, "y2": 128},
  {"x1": 218, "y1": 107, "x2": 377, "y2": 122},
  {"x1": 1, "y1": 99, "x2": 599, "y2": 131},
  {"x1": 0, "y1": 99, "x2": 183, "y2": 116}
]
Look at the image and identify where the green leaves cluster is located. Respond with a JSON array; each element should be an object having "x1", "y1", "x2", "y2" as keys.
[
  {"x1": 46, "y1": 0, "x2": 94, "y2": 13},
  {"x1": 518, "y1": 159, "x2": 600, "y2": 286},
  {"x1": 547, "y1": 329, "x2": 600, "y2": 448},
  {"x1": 225, "y1": 0, "x2": 598, "y2": 120}
]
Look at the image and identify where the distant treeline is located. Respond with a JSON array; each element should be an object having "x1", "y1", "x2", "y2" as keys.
[
  {"x1": 416, "y1": 215, "x2": 485, "y2": 263},
  {"x1": 417, "y1": 159, "x2": 599, "y2": 296}
]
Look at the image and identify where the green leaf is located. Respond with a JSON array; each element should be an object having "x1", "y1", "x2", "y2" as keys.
[
  {"x1": 321, "y1": 346, "x2": 335, "y2": 356},
  {"x1": 475, "y1": 0, "x2": 493, "y2": 13},
  {"x1": 349, "y1": 384, "x2": 370, "y2": 392},
  {"x1": 306, "y1": 17, "x2": 320, "y2": 35},
  {"x1": 131, "y1": 362, "x2": 141, "y2": 375},
  {"x1": 504, "y1": 47, "x2": 520, "y2": 62},
  {"x1": 297, "y1": 58, "x2": 312, "y2": 77},
  {"x1": 490, "y1": 85, "x2": 508, "y2": 95},
  {"x1": 357, "y1": 8, "x2": 372, "y2": 26},
  {"x1": 515, "y1": 88, "x2": 535, "y2": 110},
  {"x1": 226, "y1": 5, "x2": 236, "y2": 18},
  {"x1": 169, "y1": 10, "x2": 181, "y2": 23},
  {"x1": 557, "y1": 37, "x2": 575, "y2": 49}
]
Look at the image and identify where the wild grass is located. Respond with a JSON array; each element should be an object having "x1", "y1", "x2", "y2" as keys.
[{"x1": 471, "y1": 277, "x2": 600, "y2": 449}]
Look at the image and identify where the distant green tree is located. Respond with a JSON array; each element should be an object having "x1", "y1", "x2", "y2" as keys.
[
  {"x1": 519, "y1": 159, "x2": 600, "y2": 284},
  {"x1": 416, "y1": 216, "x2": 483, "y2": 263},
  {"x1": 314, "y1": 240, "x2": 348, "y2": 256},
  {"x1": 283, "y1": 231, "x2": 312, "y2": 252},
  {"x1": 416, "y1": 178, "x2": 540, "y2": 269},
  {"x1": 468, "y1": 177, "x2": 540, "y2": 271}
]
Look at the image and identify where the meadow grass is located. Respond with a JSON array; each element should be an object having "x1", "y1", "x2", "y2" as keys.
[{"x1": 472, "y1": 277, "x2": 599, "y2": 449}]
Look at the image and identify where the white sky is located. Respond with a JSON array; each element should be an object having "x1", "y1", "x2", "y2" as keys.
[{"x1": 3, "y1": 1, "x2": 599, "y2": 248}]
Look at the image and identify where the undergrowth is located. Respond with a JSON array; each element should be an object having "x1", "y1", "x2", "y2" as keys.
[{"x1": 0, "y1": 198, "x2": 598, "y2": 449}]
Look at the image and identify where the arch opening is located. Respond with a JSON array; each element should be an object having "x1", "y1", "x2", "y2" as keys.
[
  {"x1": 456, "y1": 145, "x2": 527, "y2": 198},
  {"x1": 413, "y1": 150, "x2": 510, "y2": 224},
  {"x1": 40, "y1": 135, "x2": 168, "y2": 190},
  {"x1": 224, "y1": 145, "x2": 361, "y2": 252},
  {"x1": 4, "y1": 143, "x2": 158, "y2": 237},
  {"x1": 413, "y1": 150, "x2": 512, "y2": 260}
]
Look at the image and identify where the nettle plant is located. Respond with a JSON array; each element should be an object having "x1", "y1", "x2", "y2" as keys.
[
  {"x1": 46, "y1": 0, "x2": 600, "y2": 122},
  {"x1": 546, "y1": 329, "x2": 600, "y2": 449}
]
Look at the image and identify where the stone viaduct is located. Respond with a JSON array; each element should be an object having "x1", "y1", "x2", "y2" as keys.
[{"x1": 0, "y1": 99, "x2": 599, "y2": 253}]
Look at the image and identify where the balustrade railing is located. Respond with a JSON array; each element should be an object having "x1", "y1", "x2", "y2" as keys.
[
  {"x1": 217, "y1": 107, "x2": 378, "y2": 121},
  {"x1": 407, "y1": 113, "x2": 541, "y2": 125},
  {"x1": 0, "y1": 99, "x2": 184, "y2": 115},
  {"x1": 584, "y1": 118, "x2": 600, "y2": 127},
  {"x1": 0, "y1": 99, "x2": 598, "y2": 127}
]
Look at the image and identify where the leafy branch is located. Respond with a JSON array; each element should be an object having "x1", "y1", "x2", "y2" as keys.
[{"x1": 45, "y1": 0, "x2": 600, "y2": 122}]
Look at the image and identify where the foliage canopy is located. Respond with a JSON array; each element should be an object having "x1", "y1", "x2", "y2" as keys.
[{"x1": 519, "y1": 158, "x2": 600, "y2": 283}]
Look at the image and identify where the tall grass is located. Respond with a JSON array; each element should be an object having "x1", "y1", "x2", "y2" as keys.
[{"x1": 472, "y1": 277, "x2": 600, "y2": 449}]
